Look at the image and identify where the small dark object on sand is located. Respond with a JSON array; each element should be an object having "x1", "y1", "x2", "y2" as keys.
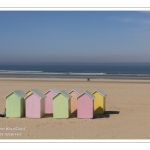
[
  {"x1": 87, "y1": 78, "x2": 90, "y2": 81},
  {"x1": 0, "y1": 108, "x2": 6, "y2": 117}
]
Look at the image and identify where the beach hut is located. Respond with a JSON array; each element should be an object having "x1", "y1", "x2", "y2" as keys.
[
  {"x1": 25, "y1": 89, "x2": 46, "y2": 118},
  {"x1": 93, "y1": 89, "x2": 107, "y2": 115},
  {"x1": 77, "y1": 90, "x2": 94, "y2": 119},
  {"x1": 44, "y1": 88, "x2": 59, "y2": 114},
  {"x1": 69, "y1": 88, "x2": 82, "y2": 114},
  {"x1": 26, "y1": 91, "x2": 32, "y2": 96},
  {"x1": 53, "y1": 90, "x2": 71, "y2": 119},
  {"x1": 5, "y1": 90, "x2": 26, "y2": 118}
]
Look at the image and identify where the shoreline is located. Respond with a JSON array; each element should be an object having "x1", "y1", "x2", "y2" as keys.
[
  {"x1": 1, "y1": 74, "x2": 150, "y2": 80},
  {"x1": 1, "y1": 77, "x2": 150, "y2": 84}
]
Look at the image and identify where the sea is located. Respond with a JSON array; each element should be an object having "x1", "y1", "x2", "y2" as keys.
[{"x1": 1, "y1": 63, "x2": 150, "y2": 79}]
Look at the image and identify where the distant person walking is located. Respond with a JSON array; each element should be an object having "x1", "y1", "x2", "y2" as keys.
[
  {"x1": 87, "y1": 78, "x2": 90, "y2": 81},
  {"x1": 0, "y1": 108, "x2": 6, "y2": 117}
]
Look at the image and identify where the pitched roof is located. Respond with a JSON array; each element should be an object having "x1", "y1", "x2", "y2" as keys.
[
  {"x1": 93, "y1": 89, "x2": 107, "y2": 97},
  {"x1": 69, "y1": 88, "x2": 82, "y2": 95},
  {"x1": 53, "y1": 90, "x2": 71, "y2": 99},
  {"x1": 5, "y1": 90, "x2": 26, "y2": 99},
  {"x1": 61, "y1": 90, "x2": 71, "y2": 99},
  {"x1": 45, "y1": 88, "x2": 59, "y2": 95},
  {"x1": 26, "y1": 88, "x2": 45, "y2": 99},
  {"x1": 77, "y1": 90, "x2": 94, "y2": 100}
]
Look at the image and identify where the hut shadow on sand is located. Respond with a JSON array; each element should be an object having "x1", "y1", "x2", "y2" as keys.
[
  {"x1": 93, "y1": 110, "x2": 120, "y2": 119},
  {"x1": 42, "y1": 111, "x2": 119, "y2": 119},
  {"x1": 43, "y1": 114, "x2": 53, "y2": 118},
  {"x1": 70, "y1": 113, "x2": 77, "y2": 118},
  {"x1": 70, "y1": 110, "x2": 120, "y2": 119},
  {"x1": 43, "y1": 113, "x2": 78, "y2": 118}
]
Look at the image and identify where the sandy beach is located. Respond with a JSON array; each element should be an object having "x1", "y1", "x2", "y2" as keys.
[{"x1": 0, "y1": 77, "x2": 150, "y2": 139}]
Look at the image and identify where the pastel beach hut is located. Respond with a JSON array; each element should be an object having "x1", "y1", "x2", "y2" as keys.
[
  {"x1": 25, "y1": 89, "x2": 46, "y2": 118},
  {"x1": 53, "y1": 90, "x2": 71, "y2": 119},
  {"x1": 44, "y1": 88, "x2": 59, "y2": 114},
  {"x1": 77, "y1": 90, "x2": 94, "y2": 119},
  {"x1": 5, "y1": 90, "x2": 26, "y2": 118},
  {"x1": 69, "y1": 88, "x2": 82, "y2": 114},
  {"x1": 93, "y1": 89, "x2": 107, "y2": 115},
  {"x1": 26, "y1": 90, "x2": 32, "y2": 96}
]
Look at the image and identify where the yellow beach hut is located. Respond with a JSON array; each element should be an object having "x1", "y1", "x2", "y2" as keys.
[
  {"x1": 26, "y1": 91, "x2": 32, "y2": 96},
  {"x1": 93, "y1": 89, "x2": 107, "y2": 115}
]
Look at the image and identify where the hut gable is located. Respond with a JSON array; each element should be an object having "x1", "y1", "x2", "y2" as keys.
[
  {"x1": 61, "y1": 90, "x2": 71, "y2": 99},
  {"x1": 53, "y1": 90, "x2": 71, "y2": 99},
  {"x1": 5, "y1": 90, "x2": 26, "y2": 99},
  {"x1": 77, "y1": 90, "x2": 94, "y2": 119},
  {"x1": 93, "y1": 89, "x2": 106, "y2": 115},
  {"x1": 25, "y1": 89, "x2": 45, "y2": 118},
  {"x1": 25, "y1": 88, "x2": 45, "y2": 99},
  {"x1": 77, "y1": 90, "x2": 94, "y2": 100},
  {"x1": 93, "y1": 89, "x2": 107, "y2": 97},
  {"x1": 44, "y1": 88, "x2": 59, "y2": 114},
  {"x1": 53, "y1": 90, "x2": 71, "y2": 118},
  {"x1": 69, "y1": 88, "x2": 82, "y2": 114},
  {"x1": 69, "y1": 88, "x2": 82, "y2": 95},
  {"x1": 45, "y1": 88, "x2": 59, "y2": 95},
  {"x1": 5, "y1": 90, "x2": 26, "y2": 118}
]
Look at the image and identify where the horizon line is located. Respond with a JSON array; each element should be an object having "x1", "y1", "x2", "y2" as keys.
[{"x1": 1, "y1": 62, "x2": 150, "y2": 65}]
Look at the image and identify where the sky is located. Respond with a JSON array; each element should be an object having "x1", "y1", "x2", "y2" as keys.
[{"x1": 0, "y1": 11, "x2": 150, "y2": 64}]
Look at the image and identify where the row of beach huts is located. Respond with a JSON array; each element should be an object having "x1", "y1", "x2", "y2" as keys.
[{"x1": 5, "y1": 88, "x2": 106, "y2": 119}]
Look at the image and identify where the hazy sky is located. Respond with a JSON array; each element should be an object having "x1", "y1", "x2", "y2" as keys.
[{"x1": 0, "y1": 11, "x2": 150, "y2": 64}]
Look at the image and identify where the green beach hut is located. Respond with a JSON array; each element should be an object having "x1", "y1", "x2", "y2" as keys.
[
  {"x1": 5, "y1": 90, "x2": 26, "y2": 118},
  {"x1": 53, "y1": 90, "x2": 71, "y2": 119}
]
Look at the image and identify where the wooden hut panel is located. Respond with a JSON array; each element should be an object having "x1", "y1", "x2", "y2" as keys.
[
  {"x1": 70, "y1": 91, "x2": 78, "y2": 114},
  {"x1": 45, "y1": 92, "x2": 55, "y2": 114},
  {"x1": 6, "y1": 90, "x2": 26, "y2": 118},
  {"x1": 77, "y1": 94, "x2": 93, "y2": 119},
  {"x1": 26, "y1": 94, "x2": 41, "y2": 118},
  {"x1": 6, "y1": 93, "x2": 21, "y2": 118},
  {"x1": 53, "y1": 94, "x2": 69, "y2": 118},
  {"x1": 93, "y1": 92, "x2": 105, "y2": 114}
]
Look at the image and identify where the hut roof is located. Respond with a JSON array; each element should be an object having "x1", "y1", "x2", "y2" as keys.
[
  {"x1": 45, "y1": 88, "x2": 59, "y2": 95},
  {"x1": 61, "y1": 90, "x2": 71, "y2": 99},
  {"x1": 53, "y1": 90, "x2": 71, "y2": 99},
  {"x1": 77, "y1": 90, "x2": 94, "y2": 100},
  {"x1": 5, "y1": 90, "x2": 26, "y2": 99},
  {"x1": 69, "y1": 88, "x2": 82, "y2": 95},
  {"x1": 26, "y1": 88, "x2": 46, "y2": 99},
  {"x1": 93, "y1": 89, "x2": 107, "y2": 97}
]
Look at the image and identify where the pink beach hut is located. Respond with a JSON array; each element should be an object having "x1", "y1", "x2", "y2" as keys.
[
  {"x1": 25, "y1": 89, "x2": 46, "y2": 118},
  {"x1": 69, "y1": 88, "x2": 82, "y2": 114},
  {"x1": 44, "y1": 88, "x2": 59, "y2": 114},
  {"x1": 77, "y1": 90, "x2": 94, "y2": 119}
]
